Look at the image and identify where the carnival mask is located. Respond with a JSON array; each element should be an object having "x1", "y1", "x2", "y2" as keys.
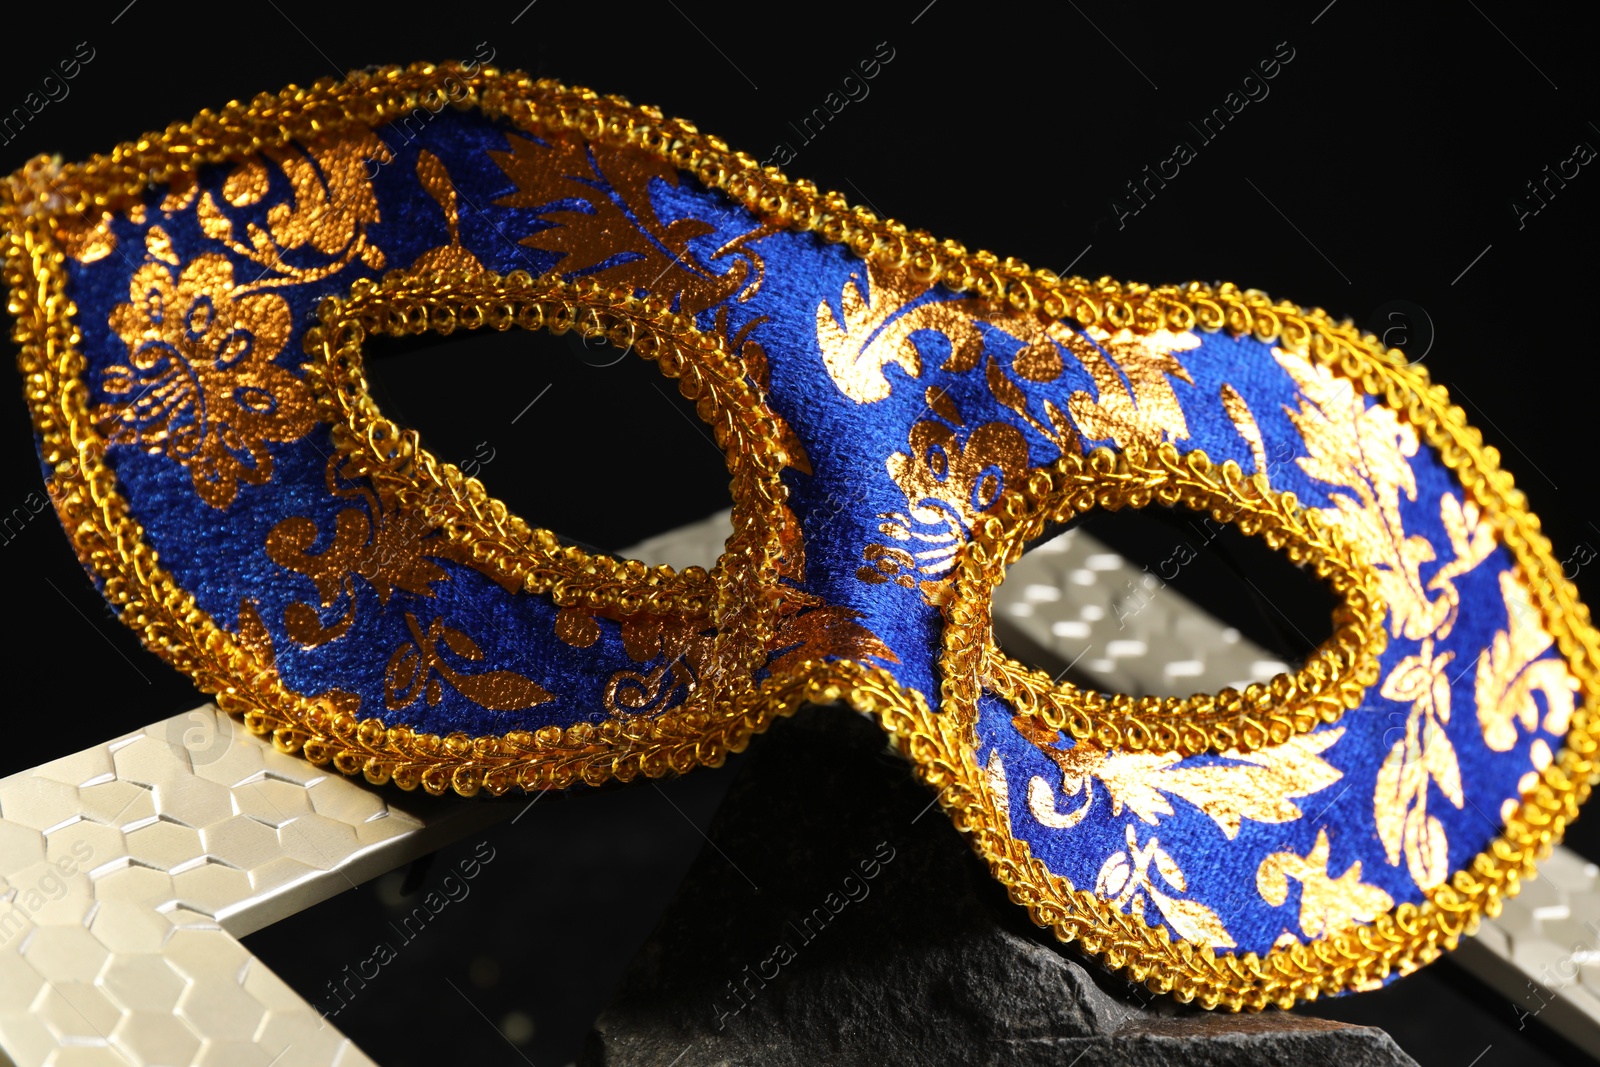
[{"x1": 4, "y1": 62, "x2": 1591, "y2": 1011}]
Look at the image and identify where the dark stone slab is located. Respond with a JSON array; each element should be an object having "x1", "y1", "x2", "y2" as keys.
[{"x1": 582, "y1": 707, "x2": 1416, "y2": 1067}]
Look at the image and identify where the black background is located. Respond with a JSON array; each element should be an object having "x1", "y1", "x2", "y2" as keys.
[{"x1": 1, "y1": 2, "x2": 1596, "y2": 1064}]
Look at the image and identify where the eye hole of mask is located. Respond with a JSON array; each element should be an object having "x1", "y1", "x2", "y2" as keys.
[
  {"x1": 361, "y1": 316, "x2": 733, "y2": 560},
  {"x1": 993, "y1": 506, "x2": 1341, "y2": 697},
  {"x1": 948, "y1": 441, "x2": 1388, "y2": 756},
  {"x1": 308, "y1": 270, "x2": 800, "y2": 617}
]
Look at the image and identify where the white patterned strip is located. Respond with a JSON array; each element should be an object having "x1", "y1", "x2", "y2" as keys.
[{"x1": 0, "y1": 705, "x2": 504, "y2": 1066}]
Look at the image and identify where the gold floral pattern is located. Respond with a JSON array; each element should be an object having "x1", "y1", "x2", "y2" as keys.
[
  {"x1": 817, "y1": 259, "x2": 1197, "y2": 452},
  {"x1": 1256, "y1": 829, "x2": 1394, "y2": 940},
  {"x1": 1276, "y1": 348, "x2": 1496, "y2": 642},
  {"x1": 94, "y1": 250, "x2": 314, "y2": 508},
  {"x1": 385, "y1": 611, "x2": 552, "y2": 713},
  {"x1": 174, "y1": 131, "x2": 390, "y2": 286},
  {"x1": 551, "y1": 593, "x2": 896, "y2": 720},
  {"x1": 985, "y1": 750, "x2": 1234, "y2": 948},
  {"x1": 552, "y1": 605, "x2": 715, "y2": 718},
  {"x1": 1013, "y1": 716, "x2": 1344, "y2": 839},
  {"x1": 265, "y1": 455, "x2": 513, "y2": 649},
  {"x1": 1096, "y1": 823, "x2": 1236, "y2": 948},
  {"x1": 493, "y1": 132, "x2": 766, "y2": 317},
  {"x1": 1276, "y1": 347, "x2": 1502, "y2": 892},
  {"x1": 857, "y1": 391, "x2": 1033, "y2": 599},
  {"x1": 1068, "y1": 326, "x2": 1198, "y2": 448},
  {"x1": 1476, "y1": 570, "x2": 1578, "y2": 752}
]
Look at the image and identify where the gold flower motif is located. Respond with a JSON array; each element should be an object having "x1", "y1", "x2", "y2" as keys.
[
  {"x1": 1257, "y1": 828, "x2": 1394, "y2": 940},
  {"x1": 94, "y1": 253, "x2": 315, "y2": 508},
  {"x1": 816, "y1": 259, "x2": 1196, "y2": 453},
  {"x1": 986, "y1": 751, "x2": 1233, "y2": 948}
]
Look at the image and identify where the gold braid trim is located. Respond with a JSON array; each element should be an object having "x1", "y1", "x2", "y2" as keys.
[{"x1": 4, "y1": 63, "x2": 1596, "y2": 1009}]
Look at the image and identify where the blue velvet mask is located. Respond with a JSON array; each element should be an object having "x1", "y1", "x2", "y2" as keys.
[{"x1": 4, "y1": 63, "x2": 1594, "y2": 1010}]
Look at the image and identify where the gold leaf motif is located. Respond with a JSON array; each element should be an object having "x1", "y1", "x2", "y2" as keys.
[
  {"x1": 1372, "y1": 638, "x2": 1462, "y2": 889},
  {"x1": 1095, "y1": 824, "x2": 1235, "y2": 948},
  {"x1": 1476, "y1": 570, "x2": 1579, "y2": 752},
  {"x1": 385, "y1": 612, "x2": 553, "y2": 712},
  {"x1": 1256, "y1": 829, "x2": 1394, "y2": 939},
  {"x1": 94, "y1": 254, "x2": 314, "y2": 509},
  {"x1": 1016, "y1": 716, "x2": 1344, "y2": 840},
  {"x1": 493, "y1": 132, "x2": 763, "y2": 316},
  {"x1": 1067, "y1": 327, "x2": 1198, "y2": 447},
  {"x1": 764, "y1": 601, "x2": 900, "y2": 677},
  {"x1": 265, "y1": 454, "x2": 514, "y2": 649},
  {"x1": 1220, "y1": 382, "x2": 1268, "y2": 477},
  {"x1": 1404, "y1": 808, "x2": 1450, "y2": 891}
]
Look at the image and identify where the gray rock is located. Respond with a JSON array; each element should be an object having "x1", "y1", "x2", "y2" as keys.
[{"x1": 582, "y1": 708, "x2": 1415, "y2": 1067}]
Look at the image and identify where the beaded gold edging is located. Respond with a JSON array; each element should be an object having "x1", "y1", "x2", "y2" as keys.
[
  {"x1": 944, "y1": 443, "x2": 1387, "y2": 757},
  {"x1": 3, "y1": 63, "x2": 1596, "y2": 1009}
]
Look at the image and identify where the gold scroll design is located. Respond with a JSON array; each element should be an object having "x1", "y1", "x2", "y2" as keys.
[
  {"x1": 856, "y1": 388, "x2": 1033, "y2": 601},
  {"x1": 1275, "y1": 348, "x2": 1498, "y2": 891},
  {"x1": 816, "y1": 258, "x2": 1197, "y2": 450},
  {"x1": 985, "y1": 750, "x2": 1233, "y2": 947},
  {"x1": 553, "y1": 605, "x2": 715, "y2": 718},
  {"x1": 93, "y1": 241, "x2": 315, "y2": 509},
  {"x1": 264, "y1": 453, "x2": 519, "y2": 650},
  {"x1": 163, "y1": 128, "x2": 390, "y2": 287},
  {"x1": 491, "y1": 130, "x2": 809, "y2": 472},
  {"x1": 1256, "y1": 829, "x2": 1394, "y2": 943},
  {"x1": 1011, "y1": 715, "x2": 1344, "y2": 840},
  {"x1": 553, "y1": 592, "x2": 898, "y2": 719}
]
